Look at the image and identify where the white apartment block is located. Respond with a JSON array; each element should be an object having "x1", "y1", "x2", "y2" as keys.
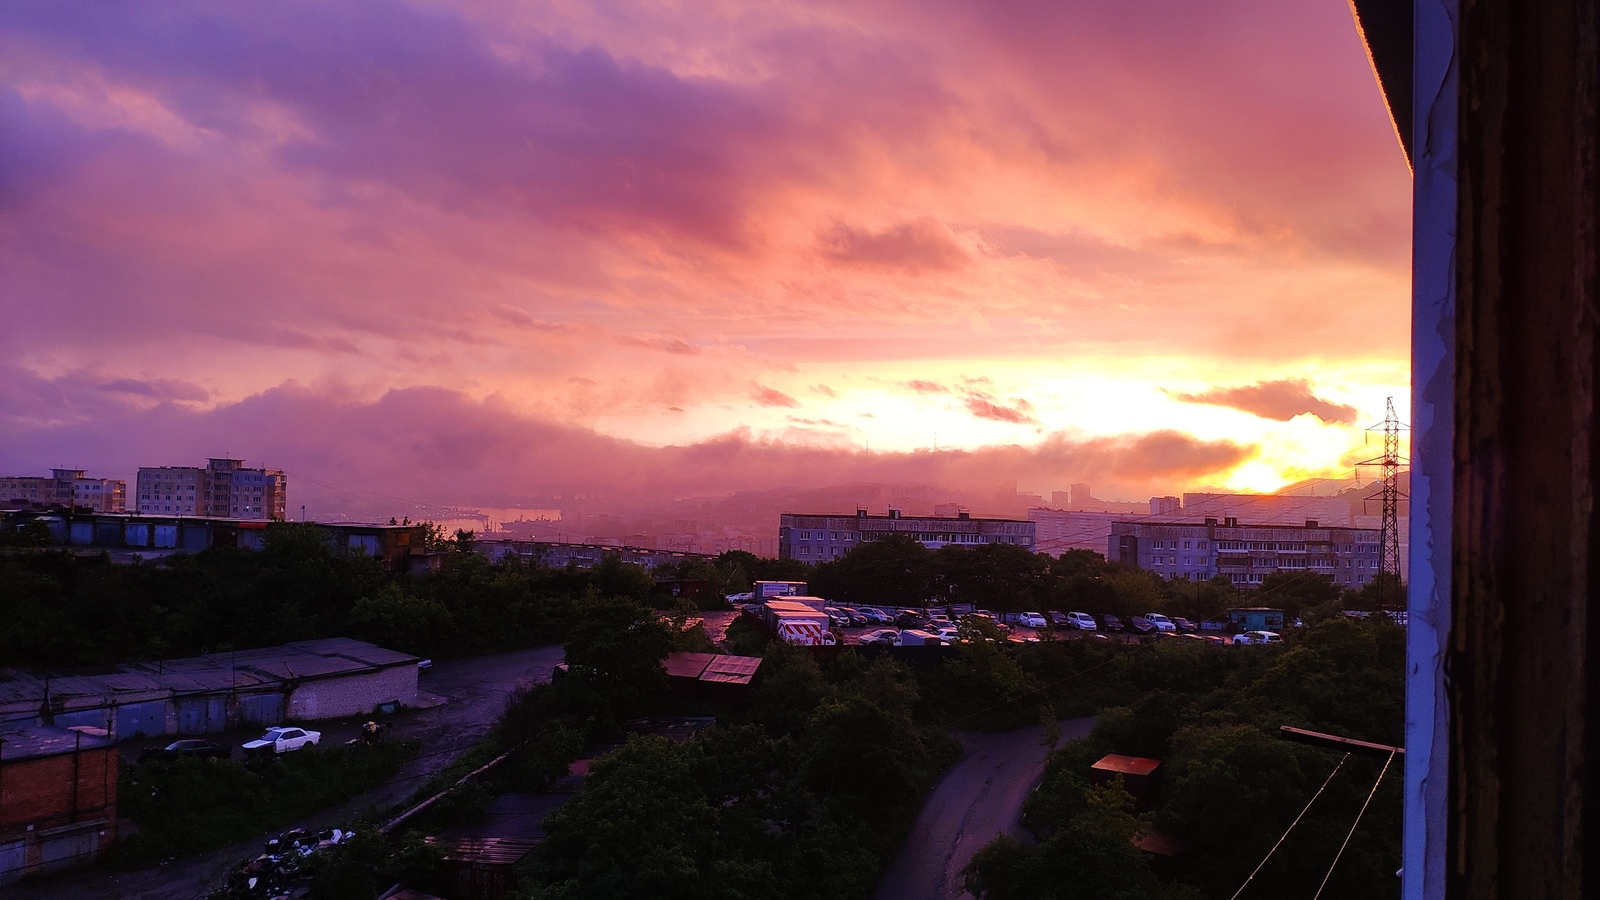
[
  {"x1": 1109, "y1": 517, "x2": 1384, "y2": 588},
  {"x1": 779, "y1": 508, "x2": 1036, "y2": 561},
  {"x1": 0, "y1": 468, "x2": 126, "y2": 512},
  {"x1": 137, "y1": 458, "x2": 287, "y2": 520}
]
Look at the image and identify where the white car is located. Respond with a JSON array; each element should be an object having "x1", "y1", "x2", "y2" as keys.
[
  {"x1": 1065, "y1": 612, "x2": 1098, "y2": 631},
  {"x1": 1017, "y1": 612, "x2": 1048, "y2": 628},
  {"x1": 243, "y1": 726, "x2": 321, "y2": 755},
  {"x1": 1144, "y1": 613, "x2": 1178, "y2": 633},
  {"x1": 934, "y1": 626, "x2": 962, "y2": 643},
  {"x1": 1234, "y1": 630, "x2": 1282, "y2": 645}
]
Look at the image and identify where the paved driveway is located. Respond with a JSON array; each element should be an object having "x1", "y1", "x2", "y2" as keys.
[{"x1": 874, "y1": 717, "x2": 1096, "y2": 900}]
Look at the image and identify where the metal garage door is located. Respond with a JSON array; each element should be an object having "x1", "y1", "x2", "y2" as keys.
[
  {"x1": 115, "y1": 700, "x2": 167, "y2": 739},
  {"x1": 38, "y1": 824, "x2": 98, "y2": 874},
  {"x1": 240, "y1": 693, "x2": 283, "y2": 726},
  {"x1": 177, "y1": 696, "x2": 227, "y2": 734},
  {"x1": 0, "y1": 838, "x2": 26, "y2": 886},
  {"x1": 52, "y1": 708, "x2": 108, "y2": 731}
]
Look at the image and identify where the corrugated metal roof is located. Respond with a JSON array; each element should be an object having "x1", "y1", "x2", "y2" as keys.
[
  {"x1": 662, "y1": 653, "x2": 716, "y2": 679},
  {"x1": 699, "y1": 655, "x2": 761, "y2": 684},
  {"x1": 433, "y1": 836, "x2": 541, "y2": 865},
  {"x1": 1092, "y1": 754, "x2": 1162, "y2": 777}
]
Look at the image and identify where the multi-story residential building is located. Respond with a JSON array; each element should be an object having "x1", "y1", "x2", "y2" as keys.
[
  {"x1": 136, "y1": 458, "x2": 286, "y2": 519},
  {"x1": 779, "y1": 508, "x2": 1036, "y2": 562},
  {"x1": 135, "y1": 466, "x2": 204, "y2": 515},
  {"x1": 1108, "y1": 517, "x2": 1384, "y2": 588},
  {"x1": 0, "y1": 468, "x2": 126, "y2": 512}
]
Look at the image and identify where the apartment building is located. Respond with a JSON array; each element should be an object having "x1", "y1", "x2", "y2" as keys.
[
  {"x1": 1108, "y1": 517, "x2": 1383, "y2": 588},
  {"x1": 779, "y1": 508, "x2": 1036, "y2": 561},
  {"x1": 0, "y1": 468, "x2": 126, "y2": 512},
  {"x1": 136, "y1": 458, "x2": 286, "y2": 520}
]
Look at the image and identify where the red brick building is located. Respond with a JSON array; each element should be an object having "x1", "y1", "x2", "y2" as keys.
[{"x1": 0, "y1": 725, "x2": 119, "y2": 884}]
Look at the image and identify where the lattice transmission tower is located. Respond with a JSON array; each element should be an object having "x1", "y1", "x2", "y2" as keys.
[{"x1": 1356, "y1": 397, "x2": 1408, "y2": 606}]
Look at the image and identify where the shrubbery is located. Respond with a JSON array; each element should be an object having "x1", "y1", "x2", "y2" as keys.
[{"x1": 111, "y1": 740, "x2": 418, "y2": 864}]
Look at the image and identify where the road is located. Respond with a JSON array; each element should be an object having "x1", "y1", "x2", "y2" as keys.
[
  {"x1": 874, "y1": 717, "x2": 1096, "y2": 900},
  {"x1": 13, "y1": 645, "x2": 565, "y2": 900}
]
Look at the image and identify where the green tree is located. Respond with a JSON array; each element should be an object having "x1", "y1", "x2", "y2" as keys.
[
  {"x1": 809, "y1": 534, "x2": 933, "y2": 606},
  {"x1": 933, "y1": 543, "x2": 1049, "y2": 611}
]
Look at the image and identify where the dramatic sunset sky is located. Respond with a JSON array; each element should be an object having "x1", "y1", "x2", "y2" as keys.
[{"x1": 0, "y1": 1, "x2": 1410, "y2": 512}]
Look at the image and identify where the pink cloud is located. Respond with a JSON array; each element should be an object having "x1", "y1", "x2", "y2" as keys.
[
  {"x1": 962, "y1": 391, "x2": 1037, "y2": 424},
  {"x1": 0, "y1": 381, "x2": 1253, "y2": 510},
  {"x1": 750, "y1": 384, "x2": 800, "y2": 407}
]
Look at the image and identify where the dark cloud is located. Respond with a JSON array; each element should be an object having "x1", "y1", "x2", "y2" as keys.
[
  {"x1": 99, "y1": 377, "x2": 210, "y2": 402},
  {"x1": 1171, "y1": 379, "x2": 1358, "y2": 423},
  {"x1": 821, "y1": 219, "x2": 969, "y2": 272},
  {"x1": 750, "y1": 384, "x2": 800, "y2": 407}
]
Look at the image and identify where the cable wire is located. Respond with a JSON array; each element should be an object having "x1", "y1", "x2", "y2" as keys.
[
  {"x1": 1226, "y1": 752, "x2": 1351, "y2": 900},
  {"x1": 1310, "y1": 749, "x2": 1396, "y2": 900}
]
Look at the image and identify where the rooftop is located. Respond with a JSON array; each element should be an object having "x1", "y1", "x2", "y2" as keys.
[
  {"x1": 0, "y1": 638, "x2": 419, "y2": 718},
  {"x1": 1091, "y1": 754, "x2": 1162, "y2": 777},
  {"x1": 0, "y1": 724, "x2": 116, "y2": 762}
]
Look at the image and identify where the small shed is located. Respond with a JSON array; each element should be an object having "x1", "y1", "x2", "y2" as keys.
[
  {"x1": 428, "y1": 836, "x2": 540, "y2": 900},
  {"x1": 1089, "y1": 754, "x2": 1162, "y2": 811},
  {"x1": 1226, "y1": 608, "x2": 1285, "y2": 632}
]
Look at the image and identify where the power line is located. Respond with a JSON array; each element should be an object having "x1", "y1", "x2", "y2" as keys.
[
  {"x1": 1226, "y1": 752, "x2": 1351, "y2": 900},
  {"x1": 1310, "y1": 749, "x2": 1397, "y2": 900}
]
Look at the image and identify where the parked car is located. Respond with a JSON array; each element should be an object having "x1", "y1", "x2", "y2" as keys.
[
  {"x1": 139, "y1": 739, "x2": 229, "y2": 764},
  {"x1": 1143, "y1": 613, "x2": 1178, "y2": 633},
  {"x1": 1171, "y1": 617, "x2": 1198, "y2": 633},
  {"x1": 858, "y1": 628, "x2": 900, "y2": 645},
  {"x1": 1049, "y1": 611, "x2": 1069, "y2": 627},
  {"x1": 934, "y1": 626, "x2": 962, "y2": 643},
  {"x1": 1129, "y1": 616, "x2": 1159, "y2": 634},
  {"x1": 1017, "y1": 612, "x2": 1048, "y2": 628},
  {"x1": 243, "y1": 726, "x2": 321, "y2": 756},
  {"x1": 1234, "y1": 630, "x2": 1283, "y2": 645},
  {"x1": 1100, "y1": 614, "x2": 1125, "y2": 632},
  {"x1": 824, "y1": 608, "x2": 853, "y2": 628},
  {"x1": 1065, "y1": 611, "x2": 1098, "y2": 631},
  {"x1": 927, "y1": 614, "x2": 954, "y2": 629},
  {"x1": 857, "y1": 607, "x2": 893, "y2": 625},
  {"x1": 895, "y1": 609, "x2": 926, "y2": 627},
  {"x1": 837, "y1": 607, "x2": 870, "y2": 626}
]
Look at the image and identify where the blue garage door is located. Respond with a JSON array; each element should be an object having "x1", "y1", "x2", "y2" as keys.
[
  {"x1": 240, "y1": 693, "x2": 283, "y2": 726},
  {"x1": 116, "y1": 701, "x2": 167, "y2": 739},
  {"x1": 177, "y1": 696, "x2": 227, "y2": 734}
]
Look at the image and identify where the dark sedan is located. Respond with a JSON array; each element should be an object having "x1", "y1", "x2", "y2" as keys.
[
  {"x1": 1129, "y1": 616, "x2": 1158, "y2": 634},
  {"x1": 1100, "y1": 614, "x2": 1125, "y2": 632},
  {"x1": 139, "y1": 739, "x2": 230, "y2": 764}
]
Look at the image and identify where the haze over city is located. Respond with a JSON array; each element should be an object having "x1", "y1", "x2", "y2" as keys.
[{"x1": 1, "y1": 0, "x2": 1410, "y2": 519}]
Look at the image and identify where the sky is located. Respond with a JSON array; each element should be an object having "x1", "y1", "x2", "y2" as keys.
[{"x1": 0, "y1": 0, "x2": 1411, "y2": 512}]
